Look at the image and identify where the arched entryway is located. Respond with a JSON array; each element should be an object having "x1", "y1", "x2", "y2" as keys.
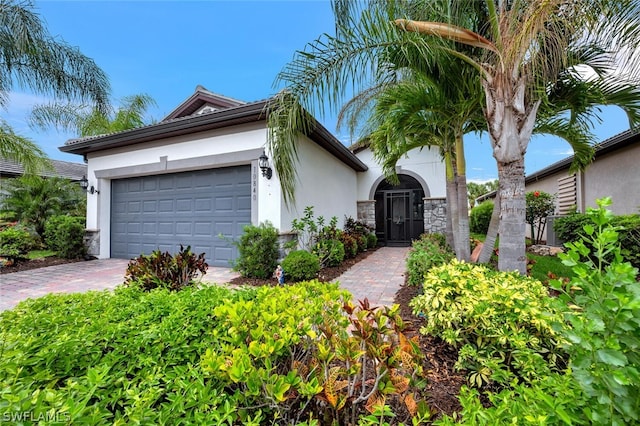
[{"x1": 373, "y1": 174, "x2": 425, "y2": 246}]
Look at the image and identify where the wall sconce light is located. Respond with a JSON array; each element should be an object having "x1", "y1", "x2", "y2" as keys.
[
  {"x1": 80, "y1": 175, "x2": 99, "y2": 194},
  {"x1": 258, "y1": 150, "x2": 272, "y2": 179}
]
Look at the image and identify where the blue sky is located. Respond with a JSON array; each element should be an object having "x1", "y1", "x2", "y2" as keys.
[{"x1": 4, "y1": 1, "x2": 634, "y2": 183}]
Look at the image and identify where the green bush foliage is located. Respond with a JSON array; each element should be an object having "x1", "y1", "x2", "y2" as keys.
[
  {"x1": 0, "y1": 285, "x2": 247, "y2": 425},
  {"x1": 203, "y1": 285, "x2": 426, "y2": 425},
  {"x1": 551, "y1": 198, "x2": 640, "y2": 424},
  {"x1": 0, "y1": 175, "x2": 85, "y2": 238},
  {"x1": 366, "y1": 232, "x2": 378, "y2": 248},
  {"x1": 343, "y1": 216, "x2": 373, "y2": 253},
  {"x1": 406, "y1": 233, "x2": 454, "y2": 286},
  {"x1": 231, "y1": 221, "x2": 279, "y2": 279},
  {"x1": 44, "y1": 215, "x2": 86, "y2": 259},
  {"x1": 436, "y1": 199, "x2": 640, "y2": 425},
  {"x1": 339, "y1": 233, "x2": 358, "y2": 259},
  {"x1": 469, "y1": 200, "x2": 494, "y2": 235},
  {"x1": 281, "y1": 249, "x2": 320, "y2": 282},
  {"x1": 124, "y1": 245, "x2": 208, "y2": 291},
  {"x1": 410, "y1": 259, "x2": 565, "y2": 388},
  {"x1": 0, "y1": 225, "x2": 38, "y2": 259},
  {"x1": 0, "y1": 280, "x2": 425, "y2": 425},
  {"x1": 313, "y1": 238, "x2": 345, "y2": 267},
  {"x1": 554, "y1": 211, "x2": 640, "y2": 269}
]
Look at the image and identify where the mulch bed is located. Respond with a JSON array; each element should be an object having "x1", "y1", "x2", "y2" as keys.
[
  {"x1": 226, "y1": 247, "x2": 379, "y2": 287},
  {"x1": 0, "y1": 256, "x2": 85, "y2": 274}
]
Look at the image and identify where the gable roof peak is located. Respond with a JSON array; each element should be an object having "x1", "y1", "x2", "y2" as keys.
[{"x1": 163, "y1": 86, "x2": 246, "y2": 121}]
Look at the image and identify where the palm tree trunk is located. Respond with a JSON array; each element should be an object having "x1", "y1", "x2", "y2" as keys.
[
  {"x1": 455, "y1": 132, "x2": 470, "y2": 261},
  {"x1": 444, "y1": 151, "x2": 459, "y2": 254},
  {"x1": 478, "y1": 190, "x2": 500, "y2": 264},
  {"x1": 497, "y1": 158, "x2": 527, "y2": 274}
]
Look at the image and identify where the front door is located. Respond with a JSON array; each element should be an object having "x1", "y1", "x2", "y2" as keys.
[
  {"x1": 374, "y1": 175, "x2": 426, "y2": 246},
  {"x1": 385, "y1": 191, "x2": 412, "y2": 245}
]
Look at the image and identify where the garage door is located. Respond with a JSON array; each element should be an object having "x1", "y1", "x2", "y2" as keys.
[{"x1": 111, "y1": 166, "x2": 251, "y2": 267}]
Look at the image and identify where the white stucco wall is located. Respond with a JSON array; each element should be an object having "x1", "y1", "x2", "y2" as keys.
[
  {"x1": 82, "y1": 121, "x2": 362, "y2": 258},
  {"x1": 278, "y1": 135, "x2": 359, "y2": 232},
  {"x1": 84, "y1": 123, "x2": 273, "y2": 258},
  {"x1": 354, "y1": 146, "x2": 446, "y2": 200}
]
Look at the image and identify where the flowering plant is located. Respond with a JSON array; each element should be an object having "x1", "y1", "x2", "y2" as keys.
[{"x1": 526, "y1": 190, "x2": 556, "y2": 244}]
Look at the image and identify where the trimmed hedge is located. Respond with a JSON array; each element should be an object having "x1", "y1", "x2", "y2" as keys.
[
  {"x1": 44, "y1": 215, "x2": 86, "y2": 259},
  {"x1": 281, "y1": 249, "x2": 320, "y2": 282},
  {"x1": 469, "y1": 200, "x2": 494, "y2": 235}
]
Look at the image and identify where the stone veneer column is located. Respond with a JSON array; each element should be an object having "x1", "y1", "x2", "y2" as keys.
[
  {"x1": 357, "y1": 200, "x2": 376, "y2": 229},
  {"x1": 84, "y1": 229, "x2": 100, "y2": 257},
  {"x1": 423, "y1": 197, "x2": 447, "y2": 234}
]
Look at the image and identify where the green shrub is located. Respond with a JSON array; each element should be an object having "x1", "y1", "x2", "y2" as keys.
[
  {"x1": 124, "y1": 245, "x2": 208, "y2": 291},
  {"x1": 0, "y1": 285, "x2": 245, "y2": 425},
  {"x1": 281, "y1": 250, "x2": 320, "y2": 282},
  {"x1": 551, "y1": 198, "x2": 640, "y2": 424},
  {"x1": 0, "y1": 225, "x2": 38, "y2": 259},
  {"x1": 410, "y1": 259, "x2": 565, "y2": 388},
  {"x1": 553, "y1": 212, "x2": 591, "y2": 244},
  {"x1": 339, "y1": 233, "x2": 358, "y2": 259},
  {"x1": 469, "y1": 200, "x2": 494, "y2": 235},
  {"x1": 554, "y1": 211, "x2": 640, "y2": 269},
  {"x1": 313, "y1": 238, "x2": 345, "y2": 267},
  {"x1": 366, "y1": 232, "x2": 378, "y2": 248},
  {"x1": 231, "y1": 221, "x2": 279, "y2": 278},
  {"x1": 44, "y1": 215, "x2": 86, "y2": 259},
  {"x1": 406, "y1": 233, "x2": 454, "y2": 286}
]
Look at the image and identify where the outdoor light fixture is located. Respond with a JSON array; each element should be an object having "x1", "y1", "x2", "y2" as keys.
[
  {"x1": 80, "y1": 175, "x2": 99, "y2": 195},
  {"x1": 258, "y1": 150, "x2": 273, "y2": 179}
]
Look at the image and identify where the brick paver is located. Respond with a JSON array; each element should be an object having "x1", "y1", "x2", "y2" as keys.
[
  {"x1": 1, "y1": 247, "x2": 409, "y2": 312},
  {"x1": 333, "y1": 246, "x2": 410, "y2": 306}
]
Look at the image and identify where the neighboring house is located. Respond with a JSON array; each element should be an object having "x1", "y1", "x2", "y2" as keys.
[
  {"x1": 477, "y1": 128, "x2": 640, "y2": 243},
  {"x1": 59, "y1": 86, "x2": 446, "y2": 266},
  {"x1": 0, "y1": 158, "x2": 87, "y2": 207}
]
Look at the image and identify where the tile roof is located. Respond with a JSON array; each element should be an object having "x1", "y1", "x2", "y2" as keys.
[{"x1": 0, "y1": 158, "x2": 87, "y2": 180}]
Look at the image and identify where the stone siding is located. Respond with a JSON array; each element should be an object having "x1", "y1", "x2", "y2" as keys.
[
  {"x1": 357, "y1": 200, "x2": 376, "y2": 229},
  {"x1": 423, "y1": 197, "x2": 447, "y2": 234}
]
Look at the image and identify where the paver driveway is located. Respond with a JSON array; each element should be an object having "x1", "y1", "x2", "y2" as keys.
[{"x1": 0, "y1": 247, "x2": 409, "y2": 312}]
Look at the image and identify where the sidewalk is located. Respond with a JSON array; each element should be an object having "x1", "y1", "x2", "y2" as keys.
[{"x1": 0, "y1": 247, "x2": 409, "y2": 312}]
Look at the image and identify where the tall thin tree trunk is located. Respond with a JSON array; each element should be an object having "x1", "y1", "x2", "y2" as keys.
[
  {"x1": 455, "y1": 132, "x2": 470, "y2": 261},
  {"x1": 478, "y1": 190, "x2": 500, "y2": 264},
  {"x1": 497, "y1": 158, "x2": 527, "y2": 274},
  {"x1": 444, "y1": 151, "x2": 460, "y2": 256}
]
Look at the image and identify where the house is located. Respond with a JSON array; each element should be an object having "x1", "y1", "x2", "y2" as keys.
[
  {"x1": 477, "y1": 128, "x2": 640, "y2": 243},
  {"x1": 59, "y1": 86, "x2": 446, "y2": 266},
  {"x1": 0, "y1": 158, "x2": 87, "y2": 207},
  {"x1": 525, "y1": 128, "x2": 640, "y2": 216}
]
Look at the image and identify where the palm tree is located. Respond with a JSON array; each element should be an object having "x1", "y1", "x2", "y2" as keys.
[
  {"x1": 29, "y1": 94, "x2": 156, "y2": 137},
  {"x1": 346, "y1": 69, "x2": 485, "y2": 260},
  {"x1": 269, "y1": 0, "x2": 640, "y2": 273},
  {"x1": 0, "y1": 0, "x2": 110, "y2": 171},
  {"x1": 1, "y1": 175, "x2": 85, "y2": 238},
  {"x1": 394, "y1": 0, "x2": 640, "y2": 272}
]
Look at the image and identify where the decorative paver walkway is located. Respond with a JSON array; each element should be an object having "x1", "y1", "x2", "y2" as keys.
[
  {"x1": 0, "y1": 246, "x2": 409, "y2": 312},
  {"x1": 333, "y1": 246, "x2": 410, "y2": 306}
]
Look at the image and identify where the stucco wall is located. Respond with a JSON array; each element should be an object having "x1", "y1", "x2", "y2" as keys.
[
  {"x1": 278, "y1": 135, "x2": 358, "y2": 232},
  {"x1": 85, "y1": 123, "x2": 272, "y2": 258},
  {"x1": 581, "y1": 145, "x2": 640, "y2": 214},
  {"x1": 354, "y1": 146, "x2": 446, "y2": 201}
]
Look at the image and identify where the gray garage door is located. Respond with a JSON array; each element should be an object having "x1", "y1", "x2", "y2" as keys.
[{"x1": 111, "y1": 166, "x2": 251, "y2": 267}]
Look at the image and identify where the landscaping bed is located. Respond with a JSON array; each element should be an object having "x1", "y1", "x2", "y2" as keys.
[{"x1": 0, "y1": 256, "x2": 85, "y2": 274}]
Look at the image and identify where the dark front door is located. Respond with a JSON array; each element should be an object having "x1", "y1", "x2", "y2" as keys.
[
  {"x1": 374, "y1": 175, "x2": 425, "y2": 246},
  {"x1": 385, "y1": 191, "x2": 412, "y2": 245}
]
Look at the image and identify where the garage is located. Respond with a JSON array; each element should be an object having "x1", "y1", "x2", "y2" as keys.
[{"x1": 111, "y1": 166, "x2": 251, "y2": 267}]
